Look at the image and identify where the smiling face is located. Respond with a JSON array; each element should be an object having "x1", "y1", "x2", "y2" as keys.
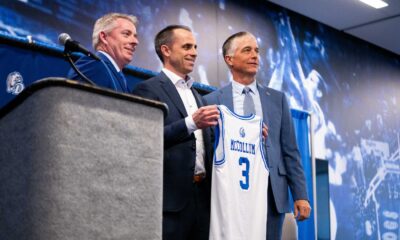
[
  {"x1": 99, "y1": 18, "x2": 138, "y2": 69},
  {"x1": 225, "y1": 34, "x2": 259, "y2": 83},
  {"x1": 162, "y1": 28, "x2": 197, "y2": 78}
]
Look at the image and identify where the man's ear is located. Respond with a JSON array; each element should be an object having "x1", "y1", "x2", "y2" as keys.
[
  {"x1": 160, "y1": 45, "x2": 170, "y2": 58},
  {"x1": 99, "y1": 31, "x2": 108, "y2": 45},
  {"x1": 224, "y1": 55, "x2": 233, "y2": 67}
]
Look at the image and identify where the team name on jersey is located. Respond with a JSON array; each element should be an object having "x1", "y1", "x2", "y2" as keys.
[{"x1": 230, "y1": 139, "x2": 256, "y2": 155}]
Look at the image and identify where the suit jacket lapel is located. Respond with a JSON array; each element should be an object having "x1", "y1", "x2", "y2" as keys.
[
  {"x1": 257, "y1": 84, "x2": 271, "y2": 127},
  {"x1": 191, "y1": 87, "x2": 204, "y2": 107},
  {"x1": 159, "y1": 72, "x2": 188, "y2": 117},
  {"x1": 98, "y1": 52, "x2": 128, "y2": 92},
  {"x1": 219, "y1": 83, "x2": 234, "y2": 111},
  {"x1": 257, "y1": 84, "x2": 273, "y2": 151}
]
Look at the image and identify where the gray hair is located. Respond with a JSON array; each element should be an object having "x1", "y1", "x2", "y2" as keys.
[
  {"x1": 92, "y1": 13, "x2": 138, "y2": 50},
  {"x1": 222, "y1": 31, "x2": 255, "y2": 57},
  {"x1": 154, "y1": 25, "x2": 192, "y2": 63}
]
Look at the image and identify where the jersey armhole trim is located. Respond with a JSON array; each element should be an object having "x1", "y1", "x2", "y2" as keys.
[
  {"x1": 259, "y1": 120, "x2": 269, "y2": 171},
  {"x1": 214, "y1": 106, "x2": 226, "y2": 165}
]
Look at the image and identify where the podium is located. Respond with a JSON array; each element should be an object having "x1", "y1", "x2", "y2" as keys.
[{"x1": 0, "y1": 79, "x2": 168, "y2": 239}]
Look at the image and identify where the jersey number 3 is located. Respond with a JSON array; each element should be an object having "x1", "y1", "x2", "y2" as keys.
[{"x1": 239, "y1": 157, "x2": 250, "y2": 190}]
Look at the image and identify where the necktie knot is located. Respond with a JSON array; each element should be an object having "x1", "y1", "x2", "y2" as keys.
[{"x1": 243, "y1": 87, "x2": 252, "y2": 95}]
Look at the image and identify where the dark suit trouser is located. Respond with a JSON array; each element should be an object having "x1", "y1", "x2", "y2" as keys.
[
  {"x1": 267, "y1": 179, "x2": 285, "y2": 240},
  {"x1": 163, "y1": 181, "x2": 210, "y2": 240}
]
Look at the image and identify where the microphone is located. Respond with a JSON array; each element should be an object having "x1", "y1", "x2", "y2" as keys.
[{"x1": 58, "y1": 33, "x2": 100, "y2": 61}]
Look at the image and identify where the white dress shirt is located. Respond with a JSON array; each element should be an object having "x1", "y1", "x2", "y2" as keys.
[
  {"x1": 98, "y1": 51, "x2": 121, "y2": 72},
  {"x1": 162, "y1": 68, "x2": 206, "y2": 175}
]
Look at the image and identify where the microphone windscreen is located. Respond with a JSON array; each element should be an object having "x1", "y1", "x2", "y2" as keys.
[{"x1": 58, "y1": 33, "x2": 71, "y2": 45}]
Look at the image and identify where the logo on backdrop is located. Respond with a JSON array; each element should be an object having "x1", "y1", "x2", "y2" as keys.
[{"x1": 6, "y1": 71, "x2": 25, "y2": 95}]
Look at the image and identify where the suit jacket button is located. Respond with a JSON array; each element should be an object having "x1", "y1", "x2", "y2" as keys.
[{"x1": 192, "y1": 143, "x2": 196, "y2": 150}]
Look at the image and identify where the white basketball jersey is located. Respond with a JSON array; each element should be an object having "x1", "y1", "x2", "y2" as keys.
[{"x1": 210, "y1": 105, "x2": 269, "y2": 240}]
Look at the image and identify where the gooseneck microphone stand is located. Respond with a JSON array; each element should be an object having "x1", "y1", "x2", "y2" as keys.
[{"x1": 63, "y1": 50, "x2": 96, "y2": 86}]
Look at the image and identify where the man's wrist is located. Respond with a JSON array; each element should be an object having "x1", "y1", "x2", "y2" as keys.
[{"x1": 185, "y1": 116, "x2": 198, "y2": 134}]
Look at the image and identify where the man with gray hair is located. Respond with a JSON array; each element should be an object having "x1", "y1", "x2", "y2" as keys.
[
  {"x1": 67, "y1": 13, "x2": 139, "y2": 93},
  {"x1": 205, "y1": 31, "x2": 311, "y2": 240}
]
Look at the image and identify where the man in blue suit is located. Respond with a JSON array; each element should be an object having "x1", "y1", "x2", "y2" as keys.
[
  {"x1": 132, "y1": 25, "x2": 219, "y2": 240},
  {"x1": 67, "y1": 13, "x2": 139, "y2": 93},
  {"x1": 204, "y1": 32, "x2": 311, "y2": 240}
]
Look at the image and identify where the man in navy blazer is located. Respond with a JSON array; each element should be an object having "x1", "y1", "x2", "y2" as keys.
[
  {"x1": 67, "y1": 13, "x2": 139, "y2": 93},
  {"x1": 132, "y1": 25, "x2": 219, "y2": 240},
  {"x1": 204, "y1": 32, "x2": 311, "y2": 240}
]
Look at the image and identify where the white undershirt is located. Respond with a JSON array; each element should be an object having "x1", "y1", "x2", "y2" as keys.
[{"x1": 162, "y1": 68, "x2": 205, "y2": 174}]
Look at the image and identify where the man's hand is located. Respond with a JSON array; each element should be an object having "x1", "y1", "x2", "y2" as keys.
[
  {"x1": 293, "y1": 199, "x2": 311, "y2": 221},
  {"x1": 192, "y1": 105, "x2": 219, "y2": 129},
  {"x1": 262, "y1": 124, "x2": 268, "y2": 139}
]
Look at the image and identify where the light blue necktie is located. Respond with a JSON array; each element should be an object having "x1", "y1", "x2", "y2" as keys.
[{"x1": 243, "y1": 87, "x2": 255, "y2": 115}]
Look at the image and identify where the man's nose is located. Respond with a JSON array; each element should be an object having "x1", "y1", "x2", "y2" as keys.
[
  {"x1": 190, "y1": 47, "x2": 197, "y2": 57},
  {"x1": 131, "y1": 36, "x2": 139, "y2": 45},
  {"x1": 250, "y1": 50, "x2": 258, "y2": 58}
]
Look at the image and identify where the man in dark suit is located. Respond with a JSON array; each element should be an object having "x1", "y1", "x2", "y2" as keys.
[
  {"x1": 132, "y1": 25, "x2": 219, "y2": 240},
  {"x1": 204, "y1": 31, "x2": 311, "y2": 240},
  {"x1": 67, "y1": 13, "x2": 139, "y2": 93}
]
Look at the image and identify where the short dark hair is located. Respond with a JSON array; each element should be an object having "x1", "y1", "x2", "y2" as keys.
[
  {"x1": 154, "y1": 25, "x2": 192, "y2": 63},
  {"x1": 222, "y1": 31, "x2": 252, "y2": 58}
]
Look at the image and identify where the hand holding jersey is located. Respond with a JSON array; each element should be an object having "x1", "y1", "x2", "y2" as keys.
[{"x1": 192, "y1": 105, "x2": 220, "y2": 129}]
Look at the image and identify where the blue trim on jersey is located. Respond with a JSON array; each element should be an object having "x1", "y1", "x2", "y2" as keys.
[
  {"x1": 222, "y1": 105, "x2": 256, "y2": 120},
  {"x1": 213, "y1": 120, "x2": 220, "y2": 152},
  {"x1": 259, "y1": 120, "x2": 269, "y2": 171},
  {"x1": 214, "y1": 106, "x2": 226, "y2": 166}
]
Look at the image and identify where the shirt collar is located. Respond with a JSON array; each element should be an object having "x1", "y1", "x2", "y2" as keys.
[
  {"x1": 162, "y1": 68, "x2": 194, "y2": 88},
  {"x1": 232, "y1": 79, "x2": 258, "y2": 95},
  {"x1": 98, "y1": 51, "x2": 121, "y2": 72}
]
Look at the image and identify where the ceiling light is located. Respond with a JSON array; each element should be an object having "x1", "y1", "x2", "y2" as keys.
[{"x1": 359, "y1": 0, "x2": 388, "y2": 9}]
